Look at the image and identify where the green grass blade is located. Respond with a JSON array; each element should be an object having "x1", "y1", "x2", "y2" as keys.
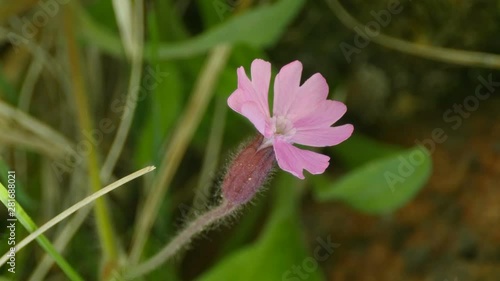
[{"x1": 0, "y1": 182, "x2": 84, "y2": 281}]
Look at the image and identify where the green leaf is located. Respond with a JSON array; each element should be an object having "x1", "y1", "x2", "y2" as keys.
[
  {"x1": 331, "y1": 134, "x2": 402, "y2": 169},
  {"x1": 315, "y1": 146, "x2": 432, "y2": 214},
  {"x1": 79, "y1": 0, "x2": 305, "y2": 60},
  {"x1": 196, "y1": 175, "x2": 325, "y2": 281},
  {"x1": 196, "y1": 0, "x2": 228, "y2": 27}
]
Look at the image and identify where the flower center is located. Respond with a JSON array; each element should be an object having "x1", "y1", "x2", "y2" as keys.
[
  {"x1": 259, "y1": 116, "x2": 296, "y2": 150},
  {"x1": 272, "y1": 115, "x2": 295, "y2": 138}
]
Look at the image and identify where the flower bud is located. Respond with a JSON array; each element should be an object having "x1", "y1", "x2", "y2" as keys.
[{"x1": 222, "y1": 135, "x2": 275, "y2": 206}]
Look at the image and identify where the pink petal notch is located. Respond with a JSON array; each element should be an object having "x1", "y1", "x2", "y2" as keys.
[{"x1": 227, "y1": 59, "x2": 354, "y2": 180}]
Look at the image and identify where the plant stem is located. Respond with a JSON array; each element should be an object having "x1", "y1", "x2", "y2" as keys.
[
  {"x1": 192, "y1": 97, "x2": 227, "y2": 212},
  {"x1": 124, "y1": 202, "x2": 237, "y2": 279},
  {"x1": 128, "y1": 44, "x2": 232, "y2": 264},
  {"x1": 62, "y1": 6, "x2": 118, "y2": 264},
  {"x1": 327, "y1": 0, "x2": 500, "y2": 70},
  {"x1": 101, "y1": 0, "x2": 144, "y2": 183}
]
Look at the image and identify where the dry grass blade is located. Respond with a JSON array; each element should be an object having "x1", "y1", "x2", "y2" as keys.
[
  {"x1": 101, "y1": 0, "x2": 144, "y2": 183},
  {"x1": 0, "y1": 166, "x2": 156, "y2": 267},
  {"x1": 128, "y1": 44, "x2": 232, "y2": 264},
  {"x1": 0, "y1": 100, "x2": 75, "y2": 158}
]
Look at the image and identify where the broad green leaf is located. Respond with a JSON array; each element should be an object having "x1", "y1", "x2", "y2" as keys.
[
  {"x1": 196, "y1": 175, "x2": 326, "y2": 281},
  {"x1": 196, "y1": 0, "x2": 228, "y2": 27},
  {"x1": 156, "y1": 0, "x2": 302, "y2": 57},
  {"x1": 331, "y1": 134, "x2": 402, "y2": 169},
  {"x1": 315, "y1": 146, "x2": 432, "y2": 214},
  {"x1": 80, "y1": 0, "x2": 305, "y2": 60}
]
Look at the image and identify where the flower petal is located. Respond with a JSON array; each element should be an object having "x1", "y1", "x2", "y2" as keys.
[
  {"x1": 241, "y1": 102, "x2": 267, "y2": 135},
  {"x1": 228, "y1": 90, "x2": 267, "y2": 134},
  {"x1": 293, "y1": 100, "x2": 348, "y2": 129},
  {"x1": 273, "y1": 61, "x2": 302, "y2": 117},
  {"x1": 288, "y1": 73, "x2": 329, "y2": 119},
  {"x1": 250, "y1": 59, "x2": 271, "y2": 106},
  {"x1": 292, "y1": 124, "x2": 354, "y2": 147},
  {"x1": 227, "y1": 88, "x2": 246, "y2": 112},
  {"x1": 273, "y1": 138, "x2": 330, "y2": 179},
  {"x1": 227, "y1": 60, "x2": 271, "y2": 129}
]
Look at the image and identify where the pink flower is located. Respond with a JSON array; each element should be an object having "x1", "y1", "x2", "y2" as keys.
[{"x1": 228, "y1": 59, "x2": 354, "y2": 179}]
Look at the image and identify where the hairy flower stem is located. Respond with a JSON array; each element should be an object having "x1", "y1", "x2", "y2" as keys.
[
  {"x1": 124, "y1": 202, "x2": 237, "y2": 279},
  {"x1": 125, "y1": 135, "x2": 275, "y2": 279}
]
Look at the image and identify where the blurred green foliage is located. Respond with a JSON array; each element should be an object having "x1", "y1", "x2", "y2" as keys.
[{"x1": 0, "y1": 0, "x2": 435, "y2": 280}]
